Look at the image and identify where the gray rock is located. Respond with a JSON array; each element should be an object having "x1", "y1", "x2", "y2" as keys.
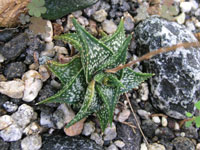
[
  {"x1": 0, "y1": 33, "x2": 29, "y2": 61},
  {"x1": 11, "y1": 104, "x2": 35, "y2": 129},
  {"x1": 104, "y1": 122, "x2": 117, "y2": 141},
  {"x1": 155, "y1": 127, "x2": 175, "y2": 141},
  {"x1": 0, "y1": 29, "x2": 19, "y2": 43},
  {"x1": 4, "y1": 62, "x2": 26, "y2": 79},
  {"x1": 123, "y1": 12, "x2": 134, "y2": 32},
  {"x1": 111, "y1": 0, "x2": 119, "y2": 5},
  {"x1": 181, "y1": 126, "x2": 198, "y2": 139},
  {"x1": 0, "y1": 138, "x2": 9, "y2": 150},
  {"x1": 84, "y1": 1, "x2": 101, "y2": 17},
  {"x1": 82, "y1": 121, "x2": 95, "y2": 136},
  {"x1": 0, "y1": 123, "x2": 23, "y2": 142},
  {"x1": 107, "y1": 144, "x2": 118, "y2": 150},
  {"x1": 41, "y1": 134, "x2": 104, "y2": 150},
  {"x1": 172, "y1": 137, "x2": 195, "y2": 150},
  {"x1": 3, "y1": 101, "x2": 18, "y2": 113},
  {"x1": 10, "y1": 141, "x2": 21, "y2": 150},
  {"x1": 90, "y1": 133, "x2": 104, "y2": 146},
  {"x1": 40, "y1": 107, "x2": 55, "y2": 128},
  {"x1": 102, "y1": 20, "x2": 117, "y2": 34},
  {"x1": 116, "y1": 114, "x2": 141, "y2": 150},
  {"x1": 0, "y1": 115, "x2": 14, "y2": 130},
  {"x1": 21, "y1": 135, "x2": 42, "y2": 150},
  {"x1": 141, "y1": 119, "x2": 158, "y2": 138},
  {"x1": 134, "y1": 17, "x2": 200, "y2": 119},
  {"x1": 93, "y1": 9, "x2": 108, "y2": 22}
]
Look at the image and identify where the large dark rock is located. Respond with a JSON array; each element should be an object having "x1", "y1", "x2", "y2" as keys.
[
  {"x1": 134, "y1": 17, "x2": 200, "y2": 119},
  {"x1": 116, "y1": 114, "x2": 141, "y2": 150},
  {"x1": 4, "y1": 62, "x2": 26, "y2": 79},
  {"x1": 172, "y1": 137, "x2": 195, "y2": 150},
  {"x1": 0, "y1": 138, "x2": 9, "y2": 150},
  {"x1": 0, "y1": 33, "x2": 29, "y2": 62},
  {"x1": 41, "y1": 134, "x2": 104, "y2": 150}
]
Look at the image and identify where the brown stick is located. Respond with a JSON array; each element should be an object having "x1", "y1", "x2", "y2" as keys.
[{"x1": 105, "y1": 42, "x2": 200, "y2": 73}]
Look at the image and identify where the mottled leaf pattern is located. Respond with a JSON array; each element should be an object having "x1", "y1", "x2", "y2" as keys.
[
  {"x1": 120, "y1": 68, "x2": 153, "y2": 94},
  {"x1": 72, "y1": 18, "x2": 113, "y2": 83},
  {"x1": 40, "y1": 19, "x2": 153, "y2": 131}
]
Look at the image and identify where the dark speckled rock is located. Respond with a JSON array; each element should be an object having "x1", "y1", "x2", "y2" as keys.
[
  {"x1": 41, "y1": 134, "x2": 104, "y2": 150},
  {"x1": 0, "y1": 138, "x2": 9, "y2": 150},
  {"x1": 172, "y1": 137, "x2": 195, "y2": 150},
  {"x1": 0, "y1": 33, "x2": 29, "y2": 62},
  {"x1": 135, "y1": 17, "x2": 200, "y2": 119}
]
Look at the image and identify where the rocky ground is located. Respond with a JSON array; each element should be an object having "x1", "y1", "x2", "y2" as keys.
[{"x1": 0, "y1": 0, "x2": 200, "y2": 150}]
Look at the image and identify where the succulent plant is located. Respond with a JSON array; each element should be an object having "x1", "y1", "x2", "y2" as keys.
[
  {"x1": 38, "y1": 18, "x2": 152, "y2": 131},
  {"x1": 27, "y1": 0, "x2": 47, "y2": 17}
]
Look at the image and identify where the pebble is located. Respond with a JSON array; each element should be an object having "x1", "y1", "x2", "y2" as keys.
[
  {"x1": 111, "y1": 0, "x2": 119, "y2": 5},
  {"x1": 196, "y1": 143, "x2": 200, "y2": 150},
  {"x1": 123, "y1": 12, "x2": 134, "y2": 32},
  {"x1": 149, "y1": 143, "x2": 165, "y2": 150},
  {"x1": 39, "y1": 65, "x2": 50, "y2": 82},
  {"x1": 175, "y1": 12, "x2": 186, "y2": 24},
  {"x1": 84, "y1": 1, "x2": 101, "y2": 17},
  {"x1": 152, "y1": 116, "x2": 161, "y2": 124},
  {"x1": 11, "y1": 104, "x2": 35, "y2": 129},
  {"x1": 185, "y1": 20, "x2": 196, "y2": 31},
  {"x1": 180, "y1": 2, "x2": 193, "y2": 13},
  {"x1": 0, "y1": 54, "x2": 5, "y2": 63},
  {"x1": 40, "y1": 49, "x2": 55, "y2": 57},
  {"x1": 0, "y1": 123, "x2": 23, "y2": 142},
  {"x1": 3, "y1": 101, "x2": 18, "y2": 113},
  {"x1": 104, "y1": 122, "x2": 117, "y2": 141},
  {"x1": 82, "y1": 121, "x2": 95, "y2": 136},
  {"x1": 137, "y1": 109, "x2": 150, "y2": 120},
  {"x1": 161, "y1": 117, "x2": 168, "y2": 127},
  {"x1": 114, "y1": 140, "x2": 125, "y2": 148},
  {"x1": 40, "y1": 110, "x2": 55, "y2": 128},
  {"x1": 90, "y1": 133, "x2": 104, "y2": 146},
  {"x1": 64, "y1": 118, "x2": 86, "y2": 136},
  {"x1": 117, "y1": 109, "x2": 131, "y2": 122},
  {"x1": 4, "y1": 62, "x2": 26, "y2": 79},
  {"x1": 23, "y1": 122, "x2": 41, "y2": 135},
  {"x1": 0, "y1": 115, "x2": 14, "y2": 130},
  {"x1": 21, "y1": 135, "x2": 42, "y2": 150},
  {"x1": 139, "y1": 82, "x2": 149, "y2": 101},
  {"x1": 93, "y1": 9, "x2": 108, "y2": 22},
  {"x1": 88, "y1": 20, "x2": 98, "y2": 36},
  {"x1": 22, "y1": 70, "x2": 43, "y2": 102},
  {"x1": 54, "y1": 46, "x2": 68, "y2": 56},
  {"x1": 41, "y1": 20, "x2": 53, "y2": 42},
  {"x1": 174, "y1": 122, "x2": 180, "y2": 130},
  {"x1": 77, "y1": 16, "x2": 89, "y2": 27},
  {"x1": 140, "y1": 143, "x2": 148, "y2": 150},
  {"x1": 72, "y1": 10, "x2": 83, "y2": 18},
  {"x1": 45, "y1": 41, "x2": 54, "y2": 51},
  {"x1": 195, "y1": 8, "x2": 200, "y2": 17},
  {"x1": 0, "y1": 79, "x2": 24, "y2": 99},
  {"x1": 102, "y1": 20, "x2": 117, "y2": 34},
  {"x1": 107, "y1": 144, "x2": 118, "y2": 150}
]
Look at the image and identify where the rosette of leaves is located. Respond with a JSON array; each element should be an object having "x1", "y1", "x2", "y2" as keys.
[
  {"x1": 27, "y1": 0, "x2": 47, "y2": 17},
  {"x1": 38, "y1": 18, "x2": 153, "y2": 131},
  {"x1": 185, "y1": 101, "x2": 200, "y2": 128}
]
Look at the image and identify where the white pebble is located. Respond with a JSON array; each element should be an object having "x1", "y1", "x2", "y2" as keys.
[
  {"x1": 93, "y1": 9, "x2": 108, "y2": 22},
  {"x1": 39, "y1": 65, "x2": 50, "y2": 82},
  {"x1": 21, "y1": 135, "x2": 42, "y2": 150},
  {"x1": 149, "y1": 143, "x2": 165, "y2": 150},
  {"x1": 174, "y1": 122, "x2": 180, "y2": 130},
  {"x1": 23, "y1": 122, "x2": 41, "y2": 135},
  {"x1": 152, "y1": 116, "x2": 160, "y2": 124},
  {"x1": 140, "y1": 143, "x2": 148, "y2": 150},
  {"x1": 161, "y1": 117, "x2": 168, "y2": 127},
  {"x1": 41, "y1": 20, "x2": 53, "y2": 42},
  {"x1": 0, "y1": 115, "x2": 14, "y2": 130},
  {"x1": 137, "y1": 109, "x2": 150, "y2": 120},
  {"x1": 114, "y1": 140, "x2": 125, "y2": 148},
  {"x1": 45, "y1": 41, "x2": 54, "y2": 51},
  {"x1": 175, "y1": 12, "x2": 186, "y2": 24},
  {"x1": 0, "y1": 79, "x2": 24, "y2": 98},
  {"x1": 117, "y1": 109, "x2": 131, "y2": 122},
  {"x1": 139, "y1": 82, "x2": 149, "y2": 101},
  {"x1": 180, "y1": 2, "x2": 193, "y2": 13},
  {"x1": 102, "y1": 20, "x2": 117, "y2": 34},
  {"x1": 107, "y1": 144, "x2": 119, "y2": 150},
  {"x1": 191, "y1": 0, "x2": 199, "y2": 10},
  {"x1": 196, "y1": 143, "x2": 200, "y2": 150},
  {"x1": 22, "y1": 70, "x2": 43, "y2": 102}
]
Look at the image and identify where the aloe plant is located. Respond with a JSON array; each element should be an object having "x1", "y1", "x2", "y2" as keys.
[{"x1": 38, "y1": 18, "x2": 153, "y2": 131}]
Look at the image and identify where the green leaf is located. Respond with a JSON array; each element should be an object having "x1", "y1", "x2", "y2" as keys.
[
  {"x1": 54, "y1": 33, "x2": 82, "y2": 51},
  {"x1": 185, "y1": 112, "x2": 193, "y2": 118},
  {"x1": 185, "y1": 120, "x2": 193, "y2": 127},
  {"x1": 27, "y1": 0, "x2": 47, "y2": 17},
  {"x1": 66, "y1": 80, "x2": 100, "y2": 128},
  {"x1": 195, "y1": 101, "x2": 200, "y2": 110},
  {"x1": 96, "y1": 84, "x2": 120, "y2": 124},
  {"x1": 119, "y1": 68, "x2": 153, "y2": 94},
  {"x1": 195, "y1": 116, "x2": 200, "y2": 128},
  {"x1": 37, "y1": 69, "x2": 87, "y2": 104},
  {"x1": 72, "y1": 18, "x2": 114, "y2": 83}
]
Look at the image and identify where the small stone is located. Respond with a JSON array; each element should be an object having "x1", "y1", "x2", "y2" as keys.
[
  {"x1": 54, "y1": 46, "x2": 68, "y2": 56},
  {"x1": 174, "y1": 122, "x2": 180, "y2": 130},
  {"x1": 175, "y1": 12, "x2": 186, "y2": 24},
  {"x1": 195, "y1": 8, "x2": 200, "y2": 16},
  {"x1": 22, "y1": 70, "x2": 43, "y2": 102},
  {"x1": 152, "y1": 116, "x2": 161, "y2": 124},
  {"x1": 161, "y1": 117, "x2": 168, "y2": 127},
  {"x1": 90, "y1": 133, "x2": 104, "y2": 146},
  {"x1": 77, "y1": 16, "x2": 89, "y2": 27},
  {"x1": 137, "y1": 109, "x2": 150, "y2": 120},
  {"x1": 149, "y1": 143, "x2": 165, "y2": 150},
  {"x1": 185, "y1": 21, "x2": 196, "y2": 32},
  {"x1": 39, "y1": 65, "x2": 50, "y2": 82},
  {"x1": 111, "y1": 0, "x2": 119, "y2": 5},
  {"x1": 0, "y1": 115, "x2": 14, "y2": 130},
  {"x1": 23, "y1": 122, "x2": 41, "y2": 135},
  {"x1": 50, "y1": 80, "x2": 61, "y2": 89},
  {"x1": 93, "y1": 9, "x2": 108, "y2": 22},
  {"x1": 41, "y1": 21, "x2": 53, "y2": 42},
  {"x1": 107, "y1": 144, "x2": 118, "y2": 150},
  {"x1": 102, "y1": 20, "x2": 117, "y2": 34},
  {"x1": 0, "y1": 79, "x2": 24, "y2": 98},
  {"x1": 29, "y1": 63, "x2": 39, "y2": 70},
  {"x1": 172, "y1": 137, "x2": 195, "y2": 150},
  {"x1": 0, "y1": 123, "x2": 23, "y2": 142},
  {"x1": 117, "y1": 109, "x2": 131, "y2": 122},
  {"x1": 0, "y1": 54, "x2": 5, "y2": 63},
  {"x1": 139, "y1": 82, "x2": 149, "y2": 101},
  {"x1": 3, "y1": 101, "x2": 18, "y2": 113},
  {"x1": 84, "y1": 1, "x2": 101, "y2": 17},
  {"x1": 114, "y1": 140, "x2": 125, "y2": 148},
  {"x1": 123, "y1": 12, "x2": 134, "y2": 32},
  {"x1": 45, "y1": 41, "x2": 54, "y2": 51},
  {"x1": 88, "y1": 20, "x2": 98, "y2": 36},
  {"x1": 196, "y1": 143, "x2": 200, "y2": 150},
  {"x1": 140, "y1": 143, "x2": 148, "y2": 150},
  {"x1": 104, "y1": 122, "x2": 117, "y2": 141},
  {"x1": 4, "y1": 62, "x2": 26, "y2": 79},
  {"x1": 11, "y1": 104, "x2": 35, "y2": 129},
  {"x1": 40, "y1": 49, "x2": 55, "y2": 57},
  {"x1": 40, "y1": 110, "x2": 55, "y2": 128},
  {"x1": 82, "y1": 121, "x2": 95, "y2": 136},
  {"x1": 72, "y1": 10, "x2": 83, "y2": 18},
  {"x1": 21, "y1": 135, "x2": 42, "y2": 150},
  {"x1": 180, "y1": 2, "x2": 193, "y2": 13},
  {"x1": 64, "y1": 118, "x2": 86, "y2": 136}
]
